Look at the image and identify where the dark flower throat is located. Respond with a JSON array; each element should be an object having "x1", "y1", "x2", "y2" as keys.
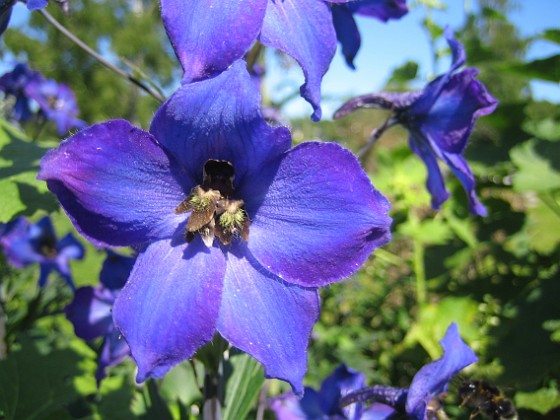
[{"x1": 175, "y1": 160, "x2": 250, "y2": 247}]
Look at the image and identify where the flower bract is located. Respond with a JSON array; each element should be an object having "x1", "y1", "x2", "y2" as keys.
[{"x1": 38, "y1": 60, "x2": 392, "y2": 394}]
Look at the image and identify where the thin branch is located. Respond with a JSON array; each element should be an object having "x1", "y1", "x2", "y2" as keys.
[
  {"x1": 39, "y1": 9, "x2": 165, "y2": 103},
  {"x1": 356, "y1": 113, "x2": 398, "y2": 159}
]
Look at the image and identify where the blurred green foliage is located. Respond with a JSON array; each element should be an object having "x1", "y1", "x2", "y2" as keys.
[{"x1": 0, "y1": 0, "x2": 559, "y2": 418}]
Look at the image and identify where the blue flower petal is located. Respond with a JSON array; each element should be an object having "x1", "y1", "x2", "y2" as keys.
[
  {"x1": 150, "y1": 60, "x2": 291, "y2": 185},
  {"x1": 260, "y1": 0, "x2": 337, "y2": 121},
  {"x1": 348, "y1": 0, "x2": 409, "y2": 22},
  {"x1": 270, "y1": 388, "x2": 321, "y2": 419},
  {"x1": 217, "y1": 243, "x2": 319, "y2": 396},
  {"x1": 161, "y1": 0, "x2": 267, "y2": 83},
  {"x1": 38, "y1": 120, "x2": 190, "y2": 248},
  {"x1": 66, "y1": 286, "x2": 114, "y2": 340},
  {"x1": 57, "y1": 232, "x2": 85, "y2": 260},
  {"x1": 100, "y1": 250, "x2": 135, "y2": 290},
  {"x1": 435, "y1": 148, "x2": 488, "y2": 216},
  {"x1": 113, "y1": 238, "x2": 226, "y2": 382},
  {"x1": 332, "y1": 4, "x2": 361, "y2": 69},
  {"x1": 246, "y1": 141, "x2": 391, "y2": 287},
  {"x1": 360, "y1": 403, "x2": 398, "y2": 420},
  {"x1": 408, "y1": 134, "x2": 450, "y2": 210},
  {"x1": 96, "y1": 327, "x2": 130, "y2": 384},
  {"x1": 405, "y1": 322, "x2": 478, "y2": 417},
  {"x1": 319, "y1": 364, "x2": 367, "y2": 419},
  {"x1": 418, "y1": 68, "x2": 498, "y2": 154}
]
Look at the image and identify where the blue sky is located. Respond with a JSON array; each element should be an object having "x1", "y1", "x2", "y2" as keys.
[{"x1": 265, "y1": 0, "x2": 560, "y2": 119}]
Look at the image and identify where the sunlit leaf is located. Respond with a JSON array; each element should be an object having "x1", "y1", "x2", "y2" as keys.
[
  {"x1": 222, "y1": 350, "x2": 264, "y2": 420},
  {"x1": 510, "y1": 139, "x2": 560, "y2": 192},
  {"x1": 0, "y1": 118, "x2": 57, "y2": 222}
]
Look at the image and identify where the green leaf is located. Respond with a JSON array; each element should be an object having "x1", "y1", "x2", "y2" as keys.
[
  {"x1": 0, "y1": 118, "x2": 58, "y2": 222},
  {"x1": 222, "y1": 351, "x2": 264, "y2": 420},
  {"x1": 523, "y1": 118, "x2": 560, "y2": 142},
  {"x1": 404, "y1": 296, "x2": 480, "y2": 360},
  {"x1": 0, "y1": 339, "x2": 82, "y2": 419},
  {"x1": 539, "y1": 29, "x2": 560, "y2": 45},
  {"x1": 502, "y1": 55, "x2": 560, "y2": 83},
  {"x1": 399, "y1": 218, "x2": 454, "y2": 246},
  {"x1": 510, "y1": 139, "x2": 560, "y2": 192},
  {"x1": 525, "y1": 199, "x2": 560, "y2": 254},
  {"x1": 515, "y1": 385, "x2": 560, "y2": 414}
]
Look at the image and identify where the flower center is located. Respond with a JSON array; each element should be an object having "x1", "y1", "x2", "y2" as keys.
[
  {"x1": 38, "y1": 234, "x2": 57, "y2": 258},
  {"x1": 175, "y1": 160, "x2": 250, "y2": 247}
]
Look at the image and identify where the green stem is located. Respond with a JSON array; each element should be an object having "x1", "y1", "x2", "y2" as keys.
[
  {"x1": 356, "y1": 115, "x2": 397, "y2": 159},
  {"x1": 413, "y1": 237, "x2": 426, "y2": 306},
  {"x1": 39, "y1": 9, "x2": 165, "y2": 103}
]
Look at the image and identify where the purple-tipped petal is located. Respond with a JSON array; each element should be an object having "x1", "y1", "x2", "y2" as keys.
[
  {"x1": 260, "y1": 0, "x2": 337, "y2": 121},
  {"x1": 406, "y1": 322, "x2": 478, "y2": 418},
  {"x1": 246, "y1": 141, "x2": 391, "y2": 287},
  {"x1": 332, "y1": 4, "x2": 361, "y2": 69},
  {"x1": 217, "y1": 244, "x2": 319, "y2": 396},
  {"x1": 408, "y1": 134, "x2": 450, "y2": 210},
  {"x1": 38, "y1": 120, "x2": 190, "y2": 248},
  {"x1": 113, "y1": 238, "x2": 225, "y2": 382},
  {"x1": 161, "y1": 0, "x2": 266, "y2": 83},
  {"x1": 66, "y1": 286, "x2": 114, "y2": 340},
  {"x1": 418, "y1": 68, "x2": 498, "y2": 154},
  {"x1": 150, "y1": 61, "x2": 291, "y2": 185}
]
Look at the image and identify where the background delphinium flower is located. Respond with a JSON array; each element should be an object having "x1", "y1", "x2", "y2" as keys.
[
  {"x1": 334, "y1": 28, "x2": 498, "y2": 216},
  {"x1": 271, "y1": 364, "x2": 389, "y2": 419},
  {"x1": 161, "y1": 0, "x2": 406, "y2": 121},
  {"x1": 0, "y1": 215, "x2": 84, "y2": 288},
  {"x1": 330, "y1": 0, "x2": 409, "y2": 69},
  {"x1": 340, "y1": 322, "x2": 478, "y2": 419},
  {"x1": 66, "y1": 250, "x2": 134, "y2": 384},
  {"x1": 25, "y1": 78, "x2": 87, "y2": 135},
  {"x1": 0, "y1": 63, "x2": 44, "y2": 123},
  {"x1": 38, "y1": 60, "x2": 392, "y2": 394}
]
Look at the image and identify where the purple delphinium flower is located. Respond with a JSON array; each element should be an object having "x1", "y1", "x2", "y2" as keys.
[
  {"x1": 0, "y1": 63, "x2": 44, "y2": 122},
  {"x1": 25, "y1": 78, "x2": 87, "y2": 135},
  {"x1": 66, "y1": 250, "x2": 134, "y2": 384},
  {"x1": 38, "y1": 60, "x2": 392, "y2": 394},
  {"x1": 271, "y1": 364, "x2": 391, "y2": 420},
  {"x1": 340, "y1": 323, "x2": 478, "y2": 420},
  {"x1": 162, "y1": 0, "x2": 399, "y2": 121},
  {"x1": 334, "y1": 28, "x2": 498, "y2": 216},
  {"x1": 0, "y1": 215, "x2": 84, "y2": 288},
  {"x1": 330, "y1": 0, "x2": 408, "y2": 69}
]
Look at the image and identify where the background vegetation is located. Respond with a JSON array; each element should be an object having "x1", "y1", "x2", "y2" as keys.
[{"x1": 1, "y1": 0, "x2": 559, "y2": 418}]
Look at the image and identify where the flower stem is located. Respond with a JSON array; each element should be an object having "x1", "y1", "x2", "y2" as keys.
[
  {"x1": 413, "y1": 236, "x2": 426, "y2": 305},
  {"x1": 38, "y1": 9, "x2": 165, "y2": 103},
  {"x1": 356, "y1": 115, "x2": 397, "y2": 159}
]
